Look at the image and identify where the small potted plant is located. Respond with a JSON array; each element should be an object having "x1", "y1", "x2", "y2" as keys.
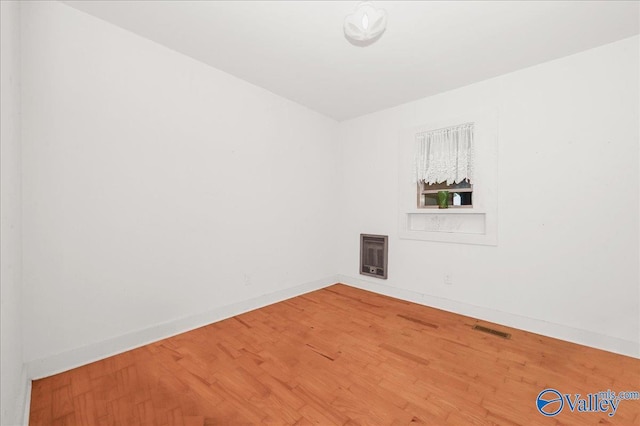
[{"x1": 437, "y1": 190, "x2": 449, "y2": 209}]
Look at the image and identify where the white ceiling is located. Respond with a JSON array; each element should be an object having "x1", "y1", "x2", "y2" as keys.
[{"x1": 62, "y1": 1, "x2": 639, "y2": 121}]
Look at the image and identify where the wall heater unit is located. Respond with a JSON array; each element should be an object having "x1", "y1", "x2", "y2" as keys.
[{"x1": 360, "y1": 234, "x2": 388, "y2": 279}]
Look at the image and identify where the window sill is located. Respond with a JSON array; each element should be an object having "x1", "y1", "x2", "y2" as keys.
[
  {"x1": 399, "y1": 210, "x2": 496, "y2": 245},
  {"x1": 410, "y1": 207, "x2": 475, "y2": 213}
]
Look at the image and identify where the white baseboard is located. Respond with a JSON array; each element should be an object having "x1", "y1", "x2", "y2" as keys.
[
  {"x1": 338, "y1": 274, "x2": 639, "y2": 359},
  {"x1": 26, "y1": 276, "x2": 338, "y2": 380}
]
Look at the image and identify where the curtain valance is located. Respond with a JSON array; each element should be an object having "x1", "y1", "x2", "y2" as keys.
[{"x1": 414, "y1": 122, "x2": 474, "y2": 185}]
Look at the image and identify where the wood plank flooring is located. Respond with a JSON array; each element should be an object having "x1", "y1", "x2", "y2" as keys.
[{"x1": 29, "y1": 284, "x2": 640, "y2": 425}]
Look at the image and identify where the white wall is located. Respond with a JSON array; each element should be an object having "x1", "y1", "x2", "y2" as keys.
[
  {"x1": 21, "y1": 1, "x2": 340, "y2": 367},
  {"x1": 1, "y1": 1, "x2": 27, "y2": 424},
  {"x1": 338, "y1": 36, "x2": 639, "y2": 356}
]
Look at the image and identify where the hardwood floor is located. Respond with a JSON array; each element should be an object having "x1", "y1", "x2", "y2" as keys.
[{"x1": 30, "y1": 284, "x2": 639, "y2": 425}]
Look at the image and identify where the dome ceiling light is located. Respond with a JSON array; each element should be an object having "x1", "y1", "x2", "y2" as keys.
[{"x1": 344, "y1": 1, "x2": 387, "y2": 45}]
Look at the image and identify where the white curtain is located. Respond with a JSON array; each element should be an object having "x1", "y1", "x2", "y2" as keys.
[{"x1": 414, "y1": 122, "x2": 474, "y2": 184}]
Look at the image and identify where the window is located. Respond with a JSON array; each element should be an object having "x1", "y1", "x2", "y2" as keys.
[
  {"x1": 414, "y1": 122, "x2": 474, "y2": 209},
  {"x1": 417, "y1": 179, "x2": 472, "y2": 208},
  {"x1": 398, "y1": 110, "x2": 497, "y2": 246}
]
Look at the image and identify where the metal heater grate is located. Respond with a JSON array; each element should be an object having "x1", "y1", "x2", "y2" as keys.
[
  {"x1": 472, "y1": 324, "x2": 511, "y2": 339},
  {"x1": 360, "y1": 234, "x2": 388, "y2": 279}
]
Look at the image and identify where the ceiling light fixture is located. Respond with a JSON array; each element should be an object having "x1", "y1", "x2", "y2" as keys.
[{"x1": 344, "y1": 1, "x2": 387, "y2": 45}]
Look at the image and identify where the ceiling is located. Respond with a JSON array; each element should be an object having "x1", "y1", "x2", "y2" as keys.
[{"x1": 62, "y1": 1, "x2": 639, "y2": 121}]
